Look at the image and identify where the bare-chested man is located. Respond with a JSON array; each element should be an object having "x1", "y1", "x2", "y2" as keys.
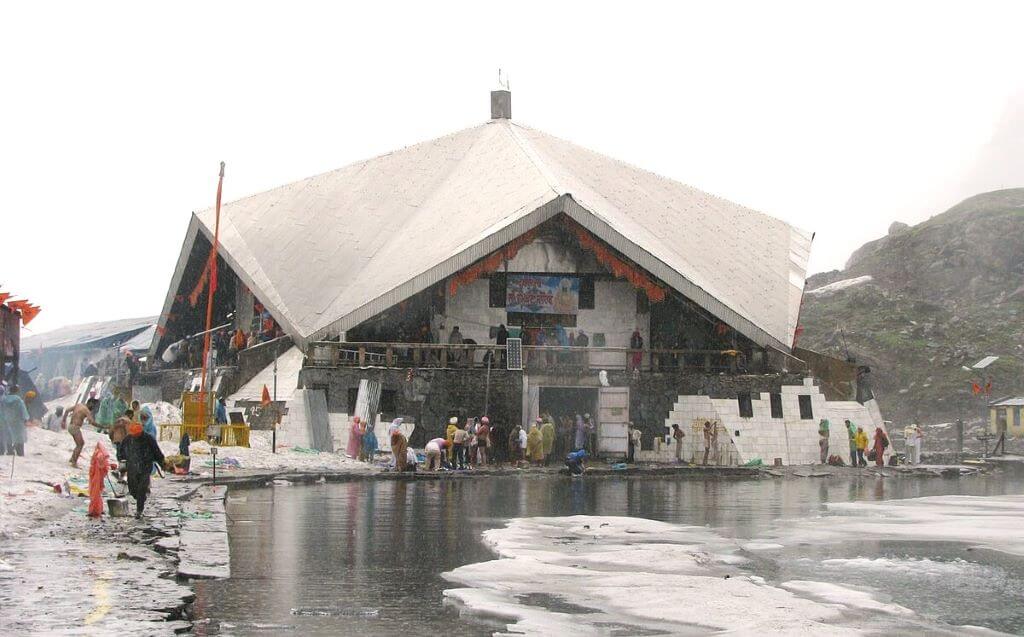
[{"x1": 61, "y1": 398, "x2": 98, "y2": 467}]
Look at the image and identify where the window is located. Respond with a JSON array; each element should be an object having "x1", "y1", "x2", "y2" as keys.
[
  {"x1": 737, "y1": 392, "x2": 753, "y2": 418},
  {"x1": 635, "y1": 289, "x2": 649, "y2": 314},
  {"x1": 770, "y1": 393, "x2": 783, "y2": 419},
  {"x1": 1015, "y1": 407, "x2": 1022, "y2": 428},
  {"x1": 798, "y1": 395, "x2": 813, "y2": 420},
  {"x1": 346, "y1": 387, "x2": 359, "y2": 415},
  {"x1": 488, "y1": 274, "x2": 507, "y2": 308},
  {"x1": 579, "y1": 276, "x2": 595, "y2": 310},
  {"x1": 380, "y1": 390, "x2": 397, "y2": 416}
]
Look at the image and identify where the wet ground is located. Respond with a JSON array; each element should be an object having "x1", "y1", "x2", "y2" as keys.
[{"x1": 194, "y1": 464, "x2": 1024, "y2": 635}]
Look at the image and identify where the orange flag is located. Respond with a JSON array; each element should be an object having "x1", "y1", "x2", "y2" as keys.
[
  {"x1": 261, "y1": 385, "x2": 272, "y2": 406},
  {"x1": 0, "y1": 292, "x2": 10, "y2": 306},
  {"x1": 20, "y1": 305, "x2": 40, "y2": 326}
]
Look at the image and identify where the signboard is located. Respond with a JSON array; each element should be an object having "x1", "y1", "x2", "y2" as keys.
[{"x1": 506, "y1": 275, "x2": 579, "y2": 314}]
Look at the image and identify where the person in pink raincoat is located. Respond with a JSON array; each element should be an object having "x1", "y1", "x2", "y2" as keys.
[{"x1": 346, "y1": 416, "x2": 363, "y2": 459}]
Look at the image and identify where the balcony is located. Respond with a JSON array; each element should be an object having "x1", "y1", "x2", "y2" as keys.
[{"x1": 305, "y1": 341, "x2": 803, "y2": 374}]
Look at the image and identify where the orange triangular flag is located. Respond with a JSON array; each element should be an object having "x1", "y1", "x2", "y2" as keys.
[
  {"x1": 20, "y1": 305, "x2": 40, "y2": 326},
  {"x1": 261, "y1": 385, "x2": 272, "y2": 406}
]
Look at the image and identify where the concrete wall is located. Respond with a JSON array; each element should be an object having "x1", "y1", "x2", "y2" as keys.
[{"x1": 647, "y1": 377, "x2": 889, "y2": 466}]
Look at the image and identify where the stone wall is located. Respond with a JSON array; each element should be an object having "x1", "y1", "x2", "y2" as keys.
[
  {"x1": 298, "y1": 366, "x2": 523, "y2": 447},
  {"x1": 652, "y1": 377, "x2": 889, "y2": 466},
  {"x1": 614, "y1": 369, "x2": 807, "y2": 447},
  {"x1": 237, "y1": 336, "x2": 294, "y2": 389}
]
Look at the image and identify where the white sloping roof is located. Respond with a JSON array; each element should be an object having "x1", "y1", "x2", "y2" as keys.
[
  {"x1": 22, "y1": 316, "x2": 157, "y2": 351},
  {"x1": 170, "y1": 119, "x2": 810, "y2": 351},
  {"x1": 227, "y1": 346, "x2": 304, "y2": 403}
]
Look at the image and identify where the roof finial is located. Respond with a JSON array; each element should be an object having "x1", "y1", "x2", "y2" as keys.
[{"x1": 491, "y1": 69, "x2": 512, "y2": 120}]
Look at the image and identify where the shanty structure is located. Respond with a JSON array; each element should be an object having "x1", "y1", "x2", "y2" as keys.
[
  {"x1": 153, "y1": 90, "x2": 885, "y2": 462},
  {"x1": 21, "y1": 316, "x2": 156, "y2": 391}
]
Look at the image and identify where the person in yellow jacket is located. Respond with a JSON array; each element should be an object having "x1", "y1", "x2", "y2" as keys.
[
  {"x1": 540, "y1": 417, "x2": 556, "y2": 465},
  {"x1": 854, "y1": 426, "x2": 869, "y2": 467},
  {"x1": 446, "y1": 417, "x2": 459, "y2": 465},
  {"x1": 526, "y1": 420, "x2": 544, "y2": 465}
]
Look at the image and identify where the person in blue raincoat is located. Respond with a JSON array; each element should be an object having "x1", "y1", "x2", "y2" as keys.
[
  {"x1": 140, "y1": 406, "x2": 158, "y2": 440},
  {"x1": 0, "y1": 385, "x2": 30, "y2": 456},
  {"x1": 362, "y1": 419, "x2": 379, "y2": 462}
]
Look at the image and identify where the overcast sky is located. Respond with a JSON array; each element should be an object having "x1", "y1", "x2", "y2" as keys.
[{"x1": 3, "y1": 1, "x2": 1022, "y2": 335}]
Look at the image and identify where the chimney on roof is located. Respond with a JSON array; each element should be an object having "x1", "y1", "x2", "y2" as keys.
[{"x1": 491, "y1": 89, "x2": 511, "y2": 120}]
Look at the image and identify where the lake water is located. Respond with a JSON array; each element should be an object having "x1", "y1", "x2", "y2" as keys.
[{"x1": 193, "y1": 466, "x2": 1024, "y2": 635}]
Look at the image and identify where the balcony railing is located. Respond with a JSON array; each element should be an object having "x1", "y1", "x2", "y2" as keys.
[{"x1": 305, "y1": 341, "x2": 804, "y2": 373}]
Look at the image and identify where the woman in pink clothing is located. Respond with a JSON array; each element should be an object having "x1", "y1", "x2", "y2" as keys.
[{"x1": 346, "y1": 416, "x2": 363, "y2": 459}]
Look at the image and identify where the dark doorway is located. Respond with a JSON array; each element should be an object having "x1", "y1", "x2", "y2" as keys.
[{"x1": 539, "y1": 387, "x2": 598, "y2": 423}]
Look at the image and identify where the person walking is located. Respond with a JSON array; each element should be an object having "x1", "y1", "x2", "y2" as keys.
[
  {"x1": 0, "y1": 385, "x2": 30, "y2": 456},
  {"x1": 818, "y1": 419, "x2": 830, "y2": 464},
  {"x1": 62, "y1": 398, "x2": 99, "y2": 467},
  {"x1": 854, "y1": 426, "x2": 869, "y2": 467},
  {"x1": 541, "y1": 417, "x2": 555, "y2": 465},
  {"x1": 120, "y1": 421, "x2": 165, "y2": 519},
  {"x1": 672, "y1": 423, "x2": 685, "y2": 463},
  {"x1": 845, "y1": 420, "x2": 858, "y2": 466},
  {"x1": 872, "y1": 426, "x2": 889, "y2": 467},
  {"x1": 140, "y1": 406, "x2": 158, "y2": 440}
]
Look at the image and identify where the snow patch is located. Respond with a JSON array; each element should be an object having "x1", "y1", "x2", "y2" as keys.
[{"x1": 805, "y1": 275, "x2": 873, "y2": 296}]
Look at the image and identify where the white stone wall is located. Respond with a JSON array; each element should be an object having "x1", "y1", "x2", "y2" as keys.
[{"x1": 653, "y1": 377, "x2": 889, "y2": 466}]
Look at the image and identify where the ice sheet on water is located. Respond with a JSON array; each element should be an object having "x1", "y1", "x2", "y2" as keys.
[
  {"x1": 781, "y1": 581, "x2": 915, "y2": 616},
  {"x1": 784, "y1": 495, "x2": 1024, "y2": 557},
  {"x1": 444, "y1": 516, "x2": 865, "y2": 635}
]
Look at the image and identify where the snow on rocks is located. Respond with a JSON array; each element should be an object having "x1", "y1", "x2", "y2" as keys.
[{"x1": 805, "y1": 275, "x2": 873, "y2": 296}]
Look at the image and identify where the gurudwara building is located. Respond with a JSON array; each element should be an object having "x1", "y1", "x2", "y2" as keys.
[{"x1": 151, "y1": 90, "x2": 886, "y2": 464}]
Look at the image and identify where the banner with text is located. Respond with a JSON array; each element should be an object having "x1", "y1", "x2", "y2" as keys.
[{"x1": 506, "y1": 275, "x2": 580, "y2": 314}]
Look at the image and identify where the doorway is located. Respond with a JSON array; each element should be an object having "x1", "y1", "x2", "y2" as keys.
[{"x1": 539, "y1": 387, "x2": 598, "y2": 423}]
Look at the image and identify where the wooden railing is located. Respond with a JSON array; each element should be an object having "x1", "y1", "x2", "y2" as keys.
[{"x1": 305, "y1": 341, "x2": 804, "y2": 373}]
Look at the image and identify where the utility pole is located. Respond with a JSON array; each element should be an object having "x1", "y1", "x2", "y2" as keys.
[{"x1": 272, "y1": 352, "x2": 278, "y2": 454}]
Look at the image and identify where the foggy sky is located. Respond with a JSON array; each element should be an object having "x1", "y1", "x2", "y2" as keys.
[{"x1": 3, "y1": 1, "x2": 1022, "y2": 334}]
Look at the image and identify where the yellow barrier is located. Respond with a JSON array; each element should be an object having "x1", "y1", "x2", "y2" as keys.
[{"x1": 158, "y1": 422, "x2": 250, "y2": 447}]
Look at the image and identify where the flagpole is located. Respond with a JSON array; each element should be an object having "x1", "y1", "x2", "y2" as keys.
[{"x1": 200, "y1": 162, "x2": 225, "y2": 421}]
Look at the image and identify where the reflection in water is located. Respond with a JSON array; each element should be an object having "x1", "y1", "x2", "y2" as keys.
[{"x1": 194, "y1": 470, "x2": 1024, "y2": 636}]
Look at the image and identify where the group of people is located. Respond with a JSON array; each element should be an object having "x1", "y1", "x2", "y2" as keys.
[
  {"x1": 830, "y1": 419, "x2": 891, "y2": 467},
  {"x1": 413, "y1": 412, "x2": 596, "y2": 473}
]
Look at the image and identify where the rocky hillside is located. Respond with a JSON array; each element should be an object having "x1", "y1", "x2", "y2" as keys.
[{"x1": 800, "y1": 188, "x2": 1024, "y2": 429}]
